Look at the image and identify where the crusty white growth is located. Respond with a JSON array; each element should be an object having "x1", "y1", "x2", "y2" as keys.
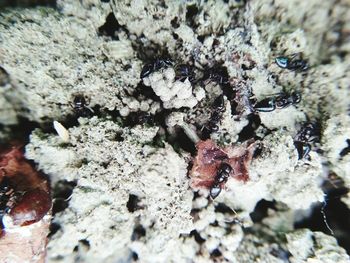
[
  {"x1": 0, "y1": 76, "x2": 17, "y2": 126},
  {"x1": 286, "y1": 230, "x2": 350, "y2": 262},
  {"x1": 258, "y1": 108, "x2": 306, "y2": 131},
  {"x1": 26, "y1": 117, "x2": 193, "y2": 262},
  {"x1": 57, "y1": 0, "x2": 111, "y2": 28},
  {"x1": 322, "y1": 114, "x2": 350, "y2": 185},
  {"x1": 26, "y1": 132, "x2": 79, "y2": 184},
  {"x1": 188, "y1": 201, "x2": 245, "y2": 262},
  {"x1": 212, "y1": 99, "x2": 249, "y2": 143},
  {"x1": 218, "y1": 131, "x2": 324, "y2": 214},
  {"x1": 0, "y1": 8, "x2": 142, "y2": 122},
  {"x1": 232, "y1": 208, "x2": 350, "y2": 263},
  {"x1": 0, "y1": 93, "x2": 17, "y2": 126},
  {"x1": 251, "y1": 132, "x2": 324, "y2": 210},
  {"x1": 2, "y1": 0, "x2": 350, "y2": 261},
  {"x1": 143, "y1": 68, "x2": 205, "y2": 109},
  {"x1": 188, "y1": 201, "x2": 348, "y2": 263},
  {"x1": 166, "y1": 112, "x2": 200, "y2": 143},
  {"x1": 231, "y1": 208, "x2": 293, "y2": 262}
]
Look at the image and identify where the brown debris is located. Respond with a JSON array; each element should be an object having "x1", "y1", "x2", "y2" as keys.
[
  {"x1": 0, "y1": 146, "x2": 51, "y2": 263},
  {"x1": 189, "y1": 139, "x2": 258, "y2": 192}
]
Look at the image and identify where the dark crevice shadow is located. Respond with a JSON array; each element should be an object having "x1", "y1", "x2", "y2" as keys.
[{"x1": 0, "y1": 0, "x2": 56, "y2": 8}]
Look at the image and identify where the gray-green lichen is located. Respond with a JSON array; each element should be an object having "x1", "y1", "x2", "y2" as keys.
[
  {"x1": 1, "y1": 0, "x2": 349, "y2": 262},
  {"x1": 26, "y1": 117, "x2": 193, "y2": 262}
]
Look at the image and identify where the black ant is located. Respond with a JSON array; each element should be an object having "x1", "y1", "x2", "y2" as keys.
[
  {"x1": 127, "y1": 111, "x2": 155, "y2": 126},
  {"x1": 71, "y1": 95, "x2": 94, "y2": 117},
  {"x1": 140, "y1": 58, "x2": 174, "y2": 79},
  {"x1": 203, "y1": 66, "x2": 229, "y2": 85},
  {"x1": 202, "y1": 95, "x2": 225, "y2": 136},
  {"x1": 210, "y1": 162, "x2": 233, "y2": 199},
  {"x1": 175, "y1": 64, "x2": 196, "y2": 82},
  {"x1": 294, "y1": 123, "x2": 319, "y2": 159},
  {"x1": 275, "y1": 53, "x2": 308, "y2": 71},
  {"x1": 254, "y1": 92, "x2": 301, "y2": 112}
]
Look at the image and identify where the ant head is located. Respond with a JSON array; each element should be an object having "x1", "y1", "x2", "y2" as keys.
[
  {"x1": 292, "y1": 92, "x2": 302, "y2": 103},
  {"x1": 73, "y1": 95, "x2": 86, "y2": 106},
  {"x1": 275, "y1": 56, "x2": 289, "y2": 68}
]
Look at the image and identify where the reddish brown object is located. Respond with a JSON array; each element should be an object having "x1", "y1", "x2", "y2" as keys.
[
  {"x1": 189, "y1": 139, "x2": 258, "y2": 192},
  {"x1": 0, "y1": 147, "x2": 50, "y2": 193},
  {"x1": 0, "y1": 146, "x2": 51, "y2": 263},
  {"x1": 9, "y1": 190, "x2": 51, "y2": 226}
]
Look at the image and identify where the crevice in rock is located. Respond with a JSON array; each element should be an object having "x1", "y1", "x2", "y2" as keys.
[
  {"x1": 131, "y1": 251, "x2": 139, "y2": 261},
  {"x1": 126, "y1": 194, "x2": 142, "y2": 212},
  {"x1": 98, "y1": 12, "x2": 129, "y2": 39},
  {"x1": 250, "y1": 199, "x2": 277, "y2": 223},
  {"x1": 210, "y1": 248, "x2": 222, "y2": 258},
  {"x1": 237, "y1": 113, "x2": 261, "y2": 142},
  {"x1": 186, "y1": 4, "x2": 199, "y2": 28},
  {"x1": 0, "y1": 0, "x2": 56, "y2": 8},
  {"x1": 133, "y1": 82, "x2": 162, "y2": 102},
  {"x1": 48, "y1": 222, "x2": 61, "y2": 237},
  {"x1": 0, "y1": 116, "x2": 40, "y2": 145},
  {"x1": 73, "y1": 239, "x2": 90, "y2": 253},
  {"x1": 269, "y1": 246, "x2": 292, "y2": 262},
  {"x1": 190, "y1": 229, "x2": 205, "y2": 244},
  {"x1": 131, "y1": 224, "x2": 146, "y2": 241},
  {"x1": 215, "y1": 202, "x2": 236, "y2": 214},
  {"x1": 167, "y1": 127, "x2": 196, "y2": 154},
  {"x1": 52, "y1": 180, "x2": 77, "y2": 215},
  {"x1": 295, "y1": 175, "x2": 350, "y2": 254}
]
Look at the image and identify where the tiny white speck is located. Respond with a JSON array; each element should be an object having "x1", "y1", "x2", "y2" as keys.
[{"x1": 53, "y1": 121, "x2": 70, "y2": 142}]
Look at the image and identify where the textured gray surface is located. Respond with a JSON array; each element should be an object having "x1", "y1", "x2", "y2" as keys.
[{"x1": 0, "y1": 0, "x2": 349, "y2": 262}]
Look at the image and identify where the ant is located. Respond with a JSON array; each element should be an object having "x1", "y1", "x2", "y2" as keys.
[
  {"x1": 210, "y1": 162, "x2": 233, "y2": 199},
  {"x1": 203, "y1": 66, "x2": 229, "y2": 85},
  {"x1": 71, "y1": 95, "x2": 94, "y2": 117},
  {"x1": 202, "y1": 95, "x2": 225, "y2": 136},
  {"x1": 141, "y1": 59, "x2": 197, "y2": 84},
  {"x1": 175, "y1": 64, "x2": 196, "y2": 82},
  {"x1": 275, "y1": 53, "x2": 308, "y2": 71},
  {"x1": 140, "y1": 58, "x2": 174, "y2": 79},
  {"x1": 254, "y1": 91, "x2": 301, "y2": 112},
  {"x1": 294, "y1": 123, "x2": 319, "y2": 159},
  {"x1": 127, "y1": 111, "x2": 155, "y2": 126}
]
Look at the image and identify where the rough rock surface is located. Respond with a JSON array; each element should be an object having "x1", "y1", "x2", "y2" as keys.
[
  {"x1": 0, "y1": 0, "x2": 349, "y2": 262},
  {"x1": 26, "y1": 117, "x2": 193, "y2": 262}
]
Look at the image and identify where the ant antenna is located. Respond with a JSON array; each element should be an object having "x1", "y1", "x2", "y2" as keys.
[
  {"x1": 321, "y1": 199, "x2": 334, "y2": 236},
  {"x1": 212, "y1": 199, "x2": 244, "y2": 227}
]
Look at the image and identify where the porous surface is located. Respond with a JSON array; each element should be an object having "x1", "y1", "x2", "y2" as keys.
[
  {"x1": 143, "y1": 68, "x2": 205, "y2": 109},
  {"x1": 0, "y1": 0, "x2": 349, "y2": 262},
  {"x1": 26, "y1": 117, "x2": 193, "y2": 262}
]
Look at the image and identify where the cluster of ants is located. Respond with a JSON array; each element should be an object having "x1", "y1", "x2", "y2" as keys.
[
  {"x1": 69, "y1": 53, "x2": 316, "y2": 199},
  {"x1": 137, "y1": 53, "x2": 317, "y2": 198}
]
